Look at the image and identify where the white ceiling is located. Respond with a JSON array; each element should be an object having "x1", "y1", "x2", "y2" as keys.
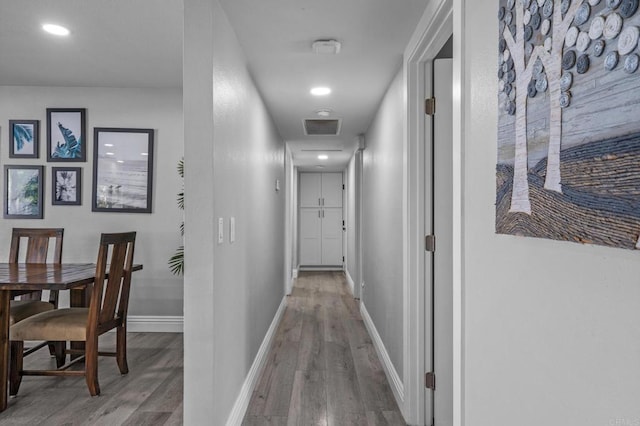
[{"x1": 0, "y1": 0, "x2": 429, "y2": 171}]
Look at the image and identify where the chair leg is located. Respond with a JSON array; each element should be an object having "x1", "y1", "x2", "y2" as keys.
[
  {"x1": 85, "y1": 339, "x2": 100, "y2": 396},
  {"x1": 10, "y1": 341, "x2": 24, "y2": 396},
  {"x1": 53, "y1": 341, "x2": 66, "y2": 368},
  {"x1": 116, "y1": 325, "x2": 128, "y2": 375}
]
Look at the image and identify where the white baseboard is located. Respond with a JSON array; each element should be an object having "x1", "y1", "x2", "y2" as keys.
[
  {"x1": 127, "y1": 315, "x2": 184, "y2": 333},
  {"x1": 360, "y1": 303, "x2": 405, "y2": 408},
  {"x1": 345, "y1": 269, "x2": 355, "y2": 295},
  {"x1": 225, "y1": 296, "x2": 287, "y2": 426},
  {"x1": 298, "y1": 266, "x2": 344, "y2": 271}
]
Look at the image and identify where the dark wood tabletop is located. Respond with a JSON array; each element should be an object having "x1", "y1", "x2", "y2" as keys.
[{"x1": 0, "y1": 263, "x2": 143, "y2": 290}]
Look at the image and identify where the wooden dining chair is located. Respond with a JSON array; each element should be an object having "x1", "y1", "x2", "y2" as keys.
[
  {"x1": 9, "y1": 228, "x2": 64, "y2": 357},
  {"x1": 9, "y1": 231, "x2": 136, "y2": 397}
]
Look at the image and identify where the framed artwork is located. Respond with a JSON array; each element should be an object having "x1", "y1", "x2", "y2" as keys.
[
  {"x1": 4, "y1": 165, "x2": 44, "y2": 219},
  {"x1": 52, "y1": 167, "x2": 81, "y2": 206},
  {"x1": 495, "y1": 0, "x2": 640, "y2": 250},
  {"x1": 9, "y1": 120, "x2": 39, "y2": 158},
  {"x1": 47, "y1": 108, "x2": 86, "y2": 162},
  {"x1": 92, "y1": 128, "x2": 154, "y2": 213}
]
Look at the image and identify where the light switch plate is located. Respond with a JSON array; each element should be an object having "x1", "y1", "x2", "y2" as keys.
[
  {"x1": 275, "y1": 179, "x2": 280, "y2": 192},
  {"x1": 217, "y1": 218, "x2": 224, "y2": 244}
]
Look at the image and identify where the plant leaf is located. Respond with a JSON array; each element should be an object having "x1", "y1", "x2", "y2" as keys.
[
  {"x1": 168, "y1": 245, "x2": 184, "y2": 275},
  {"x1": 177, "y1": 158, "x2": 184, "y2": 178},
  {"x1": 13, "y1": 124, "x2": 33, "y2": 151},
  {"x1": 52, "y1": 123, "x2": 82, "y2": 159}
]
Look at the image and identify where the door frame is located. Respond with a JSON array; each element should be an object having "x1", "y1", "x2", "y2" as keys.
[{"x1": 402, "y1": 0, "x2": 464, "y2": 424}]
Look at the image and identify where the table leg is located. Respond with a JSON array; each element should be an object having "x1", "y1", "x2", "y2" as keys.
[{"x1": 0, "y1": 291, "x2": 9, "y2": 411}]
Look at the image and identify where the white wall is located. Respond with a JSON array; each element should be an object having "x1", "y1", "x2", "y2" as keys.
[
  {"x1": 0, "y1": 86, "x2": 184, "y2": 317},
  {"x1": 362, "y1": 69, "x2": 404, "y2": 377},
  {"x1": 184, "y1": 0, "x2": 286, "y2": 423},
  {"x1": 463, "y1": 1, "x2": 640, "y2": 425}
]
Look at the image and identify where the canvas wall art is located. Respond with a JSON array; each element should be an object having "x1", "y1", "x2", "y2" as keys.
[
  {"x1": 52, "y1": 167, "x2": 81, "y2": 206},
  {"x1": 92, "y1": 128, "x2": 154, "y2": 213},
  {"x1": 4, "y1": 165, "x2": 44, "y2": 219},
  {"x1": 47, "y1": 108, "x2": 86, "y2": 162},
  {"x1": 9, "y1": 120, "x2": 39, "y2": 158},
  {"x1": 496, "y1": 0, "x2": 640, "y2": 250}
]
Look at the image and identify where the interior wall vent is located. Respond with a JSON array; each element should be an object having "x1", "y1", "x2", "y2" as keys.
[{"x1": 303, "y1": 119, "x2": 342, "y2": 136}]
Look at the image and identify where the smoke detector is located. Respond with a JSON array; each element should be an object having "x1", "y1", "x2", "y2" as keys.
[
  {"x1": 316, "y1": 108, "x2": 332, "y2": 117},
  {"x1": 312, "y1": 39, "x2": 341, "y2": 54}
]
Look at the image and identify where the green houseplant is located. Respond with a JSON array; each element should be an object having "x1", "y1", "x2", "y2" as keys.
[{"x1": 168, "y1": 159, "x2": 184, "y2": 275}]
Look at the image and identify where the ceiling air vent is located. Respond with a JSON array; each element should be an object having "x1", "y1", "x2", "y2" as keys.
[{"x1": 303, "y1": 119, "x2": 342, "y2": 136}]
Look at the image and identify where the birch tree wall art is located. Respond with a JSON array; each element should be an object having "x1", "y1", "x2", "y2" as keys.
[{"x1": 496, "y1": 0, "x2": 640, "y2": 250}]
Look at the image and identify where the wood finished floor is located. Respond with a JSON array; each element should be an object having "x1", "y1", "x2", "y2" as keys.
[
  {"x1": 243, "y1": 271, "x2": 406, "y2": 426},
  {"x1": 0, "y1": 332, "x2": 183, "y2": 425}
]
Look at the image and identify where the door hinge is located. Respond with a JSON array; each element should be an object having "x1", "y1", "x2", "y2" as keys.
[
  {"x1": 342, "y1": 256, "x2": 345, "y2": 262},
  {"x1": 424, "y1": 97, "x2": 436, "y2": 116},
  {"x1": 342, "y1": 184, "x2": 345, "y2": 190},
  {"x1": 425, "y1": 235, "x2": 436, "y2": 252},
  {"x1": 425, "y1": 372, "x2": 436, "y2": 390}
]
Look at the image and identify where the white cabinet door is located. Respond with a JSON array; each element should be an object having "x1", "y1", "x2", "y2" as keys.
[
  {"x1": 298, "y1": 172, "x2": 344, "y2": 266},
  {"x1": 321, "y1": 173, "x2": 343, "y2": 207},
  {"x1": 321, "y1": 208, "x2": 343, "y2": 265},
  {"x1": 299, "y1": 173, "x2": 322, "y2": 207},
  {"x1": 299, "y1": 208, "x2": 322, "y2": 265}
]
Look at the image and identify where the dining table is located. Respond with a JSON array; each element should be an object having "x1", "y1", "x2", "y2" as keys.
[{"x1": 0, "y1": 262, "x2": 142, "y2": 412}]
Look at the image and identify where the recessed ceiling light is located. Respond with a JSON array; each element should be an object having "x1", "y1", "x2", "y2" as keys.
[
  {"x1": 106, "y1": 152, "x2": 115, "y2": 156},
  {"x1": 318, "y1": 155, "x2": 329, "y2": 160},
  {"x1": 141, "y1": 152, "x2": 149, "y2": 156},
  {"x1": 104, "y1": 143, "x2": 114, "y2": 147},
  {"x1": 117, "y1": 160, "x2": 124, "y2": 164},
  {"x1": 310, "y1": 87, "x2": 331, "y2": 96},
  {"x1": 42, "y1": 24, "x2": 70, "y2": 36}
]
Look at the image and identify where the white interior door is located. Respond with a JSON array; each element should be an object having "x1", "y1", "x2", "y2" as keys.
[
  {"x1": 321, "y1": 172, "x2": 343, "y2": 207},
  {"x1": 321, "y1": 208, "x2": 343, "y2": 265},
  {"x1": 431, "y1": 58, "x2": 454, "y2": 426},
  {"x1": 299, "y1": 173, "x2": 321, "y2": 207},
  {"x1": 299, "y1": 208, "x2": 321, "y2": 265}
]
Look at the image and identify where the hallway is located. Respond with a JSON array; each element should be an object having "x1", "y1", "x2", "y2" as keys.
[{"x1": 242, "y1": 272, "x2": 405, "y2": 425}]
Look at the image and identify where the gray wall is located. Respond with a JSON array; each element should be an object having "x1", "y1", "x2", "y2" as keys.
[
  {"x1": 464, "y1": 1, "x2": 640, "y2": 424},
  {"x1": 362, "y1": 69, "x2": 404, "y2": 377},
  {"x1": 346, "y1": 153, "x2": 357, "y2": 289},
  {"x1": 0, "y1": 86, "x2": 184, "y2": 316},
  {"x1": 184, "y1": 0, "x2": 286, "y2": 422}
]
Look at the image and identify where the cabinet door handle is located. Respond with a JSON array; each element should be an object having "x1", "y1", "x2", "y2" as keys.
[
  {"x1": 318, "y1": 198, "x2": 321, "y2": 206},
  {"x1": 318, "y1": 210, "x2": 321, "y2": 218},
  {"x1": 322, "y1": 210, "x2": 325, "y2": 218},
  {"x1": 322, "y1": 198, "x2": 325, "y2": 206}
]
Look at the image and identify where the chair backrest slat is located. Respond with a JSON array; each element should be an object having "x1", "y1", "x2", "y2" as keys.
[
  {"x1": 9, "y1": 228, "x2": 64, "y2": 302},
  {"x1": 88, "y1": 232, "x2": 136, "y2": 332},
  {"x1": 9, "y1": 228, "x2": 64, "y2": 264}
]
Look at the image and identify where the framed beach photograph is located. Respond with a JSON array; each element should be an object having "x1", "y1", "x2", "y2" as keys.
[
  {"x1": 52, "y1": 167, "x2": 81, "y2": 206},
  {"x1": 9, "y1": 120, "x2": 39, "y2": 158},
  {"x1": 92, "y1": 128, "x2": 154, "y2": 213},
  {"x1": 4, "y1": 165, "x2": 44, "y2": 219},
  {"x1": 47, "y1": 108, "x2": 86, "y2": 162}
]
